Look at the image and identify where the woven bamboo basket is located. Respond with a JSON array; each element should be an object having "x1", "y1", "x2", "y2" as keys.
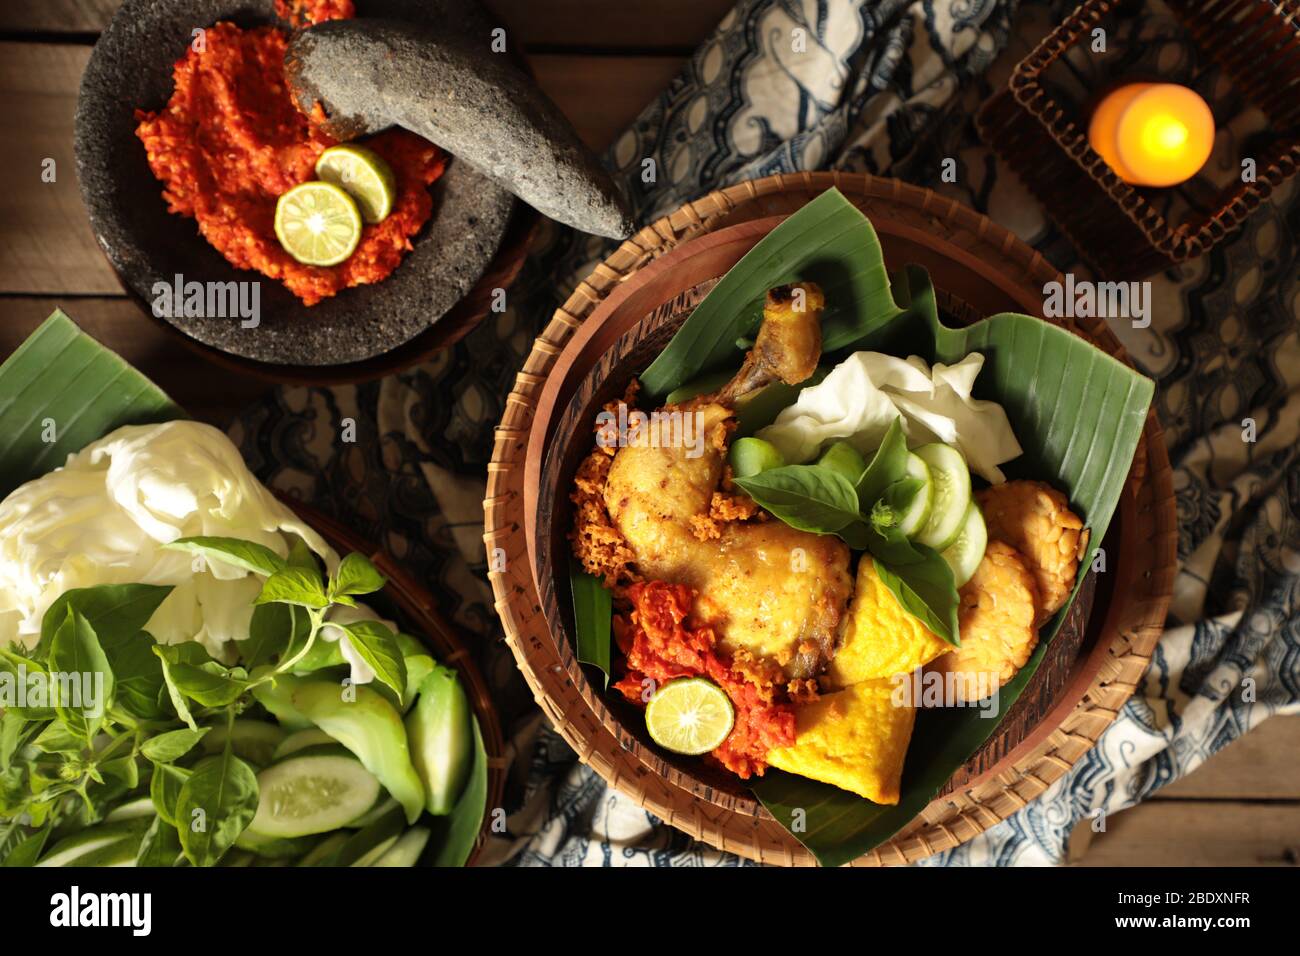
[{"x1": 483, "y1": 172, "x2": 1177, "y2": 865}]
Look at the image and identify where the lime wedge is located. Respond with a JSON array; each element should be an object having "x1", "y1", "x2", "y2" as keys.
[
  {"x1": 274, "y1": 181, "x2": 363, "y2": 267},
  {"x1": 645, "y1": 678, "x2": 735, "y2": 755},
  {"x1": 314, "y1": 145, "x2": 396, "y2": 224}
]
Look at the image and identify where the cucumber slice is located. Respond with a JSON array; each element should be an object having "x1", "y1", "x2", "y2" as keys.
[
  {"x1": 352, "y1": 835, "x2": 400, "y2": 867},
  {"x1": 815, "y1": 441, "x2": 866, "y2": 484},
  {"x1": 729, "y1": 437, "x2": 785, "y2": 479},
  {"x1": 348, "y1": 796, "x2": 398, "y2": 828},
  {"x1": 405, "y1": 665, "x2": 472, "y2": 815},
  {"x1": 940, "y1": 502, "x2": 988, "y2": 588},
  {"x1": 271, "y1": 729, "x2": 336, "y2": 762},
  {"x1": 247, "y1": 754, "x2": 382, "y2": 839},
  {"x1": 296, "y1": 832, "x2": 350, "y2": 867},
  {"x1": 328, "y1": 804, "x2": 406, "y2": 867},
  {"x1": 895, "y1": 453, "x2": 934, "y2": 537},
  {"x1": 372, "y1": 827, "x2": 430, "y2": 867},
  {"x1": 912, "y1": 443, "x2": 972, "y2": 550},
  {"x1": 202, "y1": 719, "x2": 286, "y2": 767},
  {"x1": 105, "y1": 796, "x2": 156, "y2": 823},
  {"x1": 235, "y1": 827, "x2": 317, "y2": 859},
  {"x1": 37, "y1": 819, "x2": 150, "y2": 867}
]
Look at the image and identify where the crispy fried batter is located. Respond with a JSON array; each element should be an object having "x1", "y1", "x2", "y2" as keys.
[
  {"x1": 568, "y1": 382, "x2": 643, "y2": 588},
  {"x1": 690, "y1": 466, "x2": 763, "y2": 541},
  {"x1": 927, "y1": 540, "x2": 1039, "y2": 700},
  {"x1": 977, "y1": 480, "x2": 1088, "y2": 626}
]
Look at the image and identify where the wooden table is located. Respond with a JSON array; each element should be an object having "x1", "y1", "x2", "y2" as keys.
[{"x1": 1, "y1": 0, "x2": 1296, "y2": 867}]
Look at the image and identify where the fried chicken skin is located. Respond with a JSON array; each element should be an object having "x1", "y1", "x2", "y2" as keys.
[{"x1": 603, "y1": 283, "x2": 853, "y2": 679}]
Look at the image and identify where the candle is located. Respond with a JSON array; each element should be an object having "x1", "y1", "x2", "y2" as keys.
[{"x1": 1087, "y1": 83, "x2": 1215, "y2": 188}]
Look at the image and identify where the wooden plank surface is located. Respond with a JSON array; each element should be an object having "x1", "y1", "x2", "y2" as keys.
[
  {"x1": 0, "y1": 42, "x2": 678, "y2": 294},
  {"x1": 1079, "y1": 802, "x2": 1300, "y2": 866},
  {"x1": 0, "y1": 0, "x2": 733, "y2": 49},
  {"x1": 0, "y1": 298, "x2": 272, "y2": 425},
  {"x1": 1158, "y1": 716, "x2": 1300, "y2": 800}
]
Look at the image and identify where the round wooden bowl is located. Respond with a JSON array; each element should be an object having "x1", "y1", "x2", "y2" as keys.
[
  {"x1": 484, "y1": 172, "x2": 1177, "y2": 864},
  {"x1": 282, "y1": 496, "x2": 506, "y2": 865},
  {"x1": 534, "y1": 276, "x2": 1103, "y2": 812}
]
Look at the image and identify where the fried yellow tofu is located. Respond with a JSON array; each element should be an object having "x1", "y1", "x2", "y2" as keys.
[
  {"x1": 822, "y1": 556, "x2": 952, "y2": 690},
  {"x1": 767, "y1": 678, "x2": 916, "y2": 804}
]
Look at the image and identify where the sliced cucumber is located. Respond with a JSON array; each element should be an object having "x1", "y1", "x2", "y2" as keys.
[
  {"x1": 37, "y1": 819, "x2": 150, "y2": 867},
  {"x1": 895, "y1": 453, "x2": 934, "y2": 537},
  {"x1": 815, "y1": 440, "x2": 866, "y2": 484},
  {"x1": 352, "y1": 835, "x2": 400, "y2": 867},
  {"x1": 348, "y1": 796, "x2": 399, "y2": 829},
  {"x1": 940, "y1": 502, "x2": 988, "y2": 588},
  {"x1": 235, "y1": 827, "x2": 318, "y2": 860},
  {"x1": 247, "y1": 754, "x2": 382, "y2": 839},
  {"x1": 296, "y1": 832, "x2": 350, "y2": 867},
  {"x1": 406, "y1": 665, "x2": 472, "y2": 815},
  {"x1": 729, "y1": 437, "x2": 785, "y2": 479},
  {"x1": 272, "y1": 729, "x2": 336, "y2": 761},
  {"x1": 328, "y1": 804, "x2": 406, "y2": 867},
  {"x1": 105, "y1": 796, "x2": 156, "y2": 823},
  {"x1": 912, "y1": 443, "x2": 972, "y2": 550},
  {"x1": 202, "y1": 719, "x2": 286, "y2": 767},
  {"x1": 372, "y1": 827, "x2": 430, "y2": 867}
]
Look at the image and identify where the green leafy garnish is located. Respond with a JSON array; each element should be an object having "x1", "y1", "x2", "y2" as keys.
[{"x1": 570, "y1": 563, "x2": 612, "y2": 688}]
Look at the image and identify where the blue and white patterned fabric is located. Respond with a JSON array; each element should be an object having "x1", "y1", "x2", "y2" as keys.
[{"x1": 232, "y1": 0, "x2": 1300, "y2": 865}]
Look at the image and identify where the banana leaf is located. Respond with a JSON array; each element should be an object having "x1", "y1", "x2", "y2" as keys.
[
  {"x1": 0, "y1": 310, "x2": 490, "y2": 867},
  {"x1": 639, "y1": 188, "x2": 901, "y2": 397},
  {"x1": 0, "y1": 310, "x2": 183, "y2": 497},
  {"x1": 639, "y1": 196, "x2": 1154, "y2": 866}
]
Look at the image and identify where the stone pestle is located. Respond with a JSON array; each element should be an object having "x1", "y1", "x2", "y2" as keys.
[{"x1": 285, "y1": 18, "x2": 636, "y2": 240}]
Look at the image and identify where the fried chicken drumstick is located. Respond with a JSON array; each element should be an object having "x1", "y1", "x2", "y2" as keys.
[{"x1": 603, "y1": 283, "x2": 853, "y2": 680}]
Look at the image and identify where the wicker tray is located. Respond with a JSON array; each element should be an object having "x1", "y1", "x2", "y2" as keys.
[{"x1": 484, "y1": 172, "x2": 1177, "y2": 865}]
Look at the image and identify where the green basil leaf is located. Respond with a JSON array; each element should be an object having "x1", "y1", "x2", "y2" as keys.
[
  {"x1": 331, "y1": 553, "x2": 387, "y2": 599},
  {"x1": 0, "y1": 713, "x2": 28, "y2": 770},
  {"x1": 733, "y1": 464, "x2": 863, "y2": 536},
  {"x1": 34, "y1": 584, "x2": 173, "y2": 662},
  {"x1": 107, "y1": 631, "x2": 168, "y2": 721},
  {"x1": 165, "y1": 536, "x2": 287, "y2": 577},
  {"x1": 570, "y1": 562, "x2": 612, "y2": 688},
  {"x1": 339, "y1": 620, "x2": 407, "y2": 699},
  {"x1": 255, "y1": 567, "x2": 330, "y2": 609},
  {"x1": 100, "y1": 755, "x2": 140, "y2": 789},
  {"x1": 176, "y1": 753, "x2": 259, "y2": 867},
  {"x1": 1, "y1": 823, "x2": 51, "y2": 867},
  {"x1": 286, "y1": 537, "x2": 319, "y2": 571},
  {"x1": 153, "y1": 648, "x2": 247, "y2": 708},
  {"x1": 854, "y1": 417, "x2": 909, "y2": 512},
  {"x1": 238, "y1": 603, "x2": 295, "y2": 671},
  {"x1": 137, "y1": 815, "x2": 183, "y2": 867},
  {"x1": 0, "y1": 648, "x2": 54, "y2": 719},
  {"x1": 874, "y1": 547, "x2": 959, "y2": 646},
  {"x1": 47, "y1": 607, "x2": 114, "y2": 742},
  {"x1": 150, "y1": 762, "x2": 192, "y2": 827},
  {"x1": 141, "y1": 727, "x2": 210, "y2": 763},
  {"x1": 31, "y1": 721, "x2": 83, "y2": 755}
]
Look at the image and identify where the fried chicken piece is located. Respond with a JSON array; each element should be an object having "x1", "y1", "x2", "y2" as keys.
[
  {"x1": 927, "y1": 540, "x2": 1039, "y2": 701},
  {"x1": 604, "y1": 283, "x2": 853, "y2": 680},
  {"x1": 976, "y1": 480, "x2": 1088, "y2": 625}
]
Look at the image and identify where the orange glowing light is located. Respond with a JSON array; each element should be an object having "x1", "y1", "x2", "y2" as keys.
[{"x1": 1087, "y1": 83, "x2": 1215, "y2": 188}]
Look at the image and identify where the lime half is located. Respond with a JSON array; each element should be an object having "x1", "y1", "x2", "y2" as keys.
[
  {"x1": 645, "y1": 678, "x2": 735, "y2": 755},
  {"x1": 274, "y1": 181, "x2": 363, "y2": 267},
  {"x1": 315, "y1": 145, "x2": 396, "y2": 224}
]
